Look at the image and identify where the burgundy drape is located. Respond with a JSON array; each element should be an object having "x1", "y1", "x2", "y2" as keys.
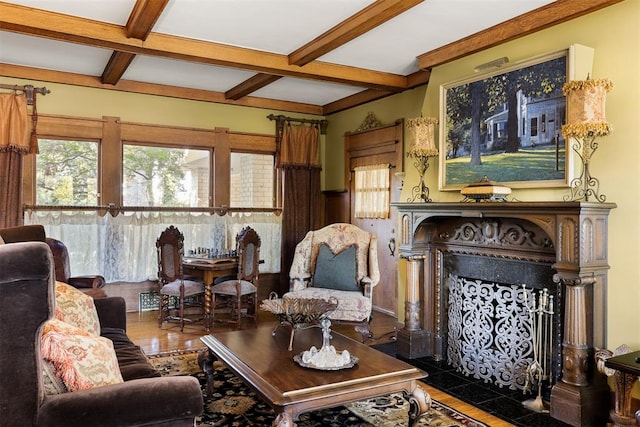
[
  {"x1": 278, "y1": 123, "x2": 322, "y2": 294},
  {"x1": 0, "y1": 93, "x2": 35, "y2": 228}
]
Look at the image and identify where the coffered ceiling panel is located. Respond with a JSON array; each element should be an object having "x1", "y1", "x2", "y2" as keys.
[{"x1": 0, "y1": 0, "x2": 622, "y2": 114}]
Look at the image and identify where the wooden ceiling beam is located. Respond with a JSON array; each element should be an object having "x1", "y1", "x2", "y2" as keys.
[
  {"x1": 126, "y1": 0, "x2": 169, "y2": 40},
  {"x1": 101, "y1": 0, "x2": 169, "y2": 85},
  {"x1": 231, "y1": 0, "x2": 422, "y2": 101},
  {"x1": 323, "y1": 89, "x2": 394, "y2": 115},
  {"x1": 289, "y1": 0, "x2": 423, "y2": 66},
  {"x1": 417, "y1": 0, "x2": 625, "y2": 70},
  {"x1": 225, "y1": 74, "x2": 282, "y2": 100},
  {"x1": 0, "y1": 2, "x2": 406, "y2": 91},
  {"x1": 101, "y1": 51, "x2": 136, "y2": 84},
  {"x1": 0, "y1": 62, "x2": 324, "y2": 115},
  {"x1": 323, "y1": 69, "x2": 431, "y2": 114}
]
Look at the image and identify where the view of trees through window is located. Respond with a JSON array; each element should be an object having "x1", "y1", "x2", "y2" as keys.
[
  {"x1": 122, "y1": 144, "x2": 210, "y2": 207},
  {"x1": 35, "y1": 139, "x2": 273, "y2": 209},
  {"x1": 36, "y1": 139, "x2": 99, "y2": 205}
]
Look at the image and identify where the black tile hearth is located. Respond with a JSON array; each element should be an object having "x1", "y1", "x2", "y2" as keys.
[{"x1": 372, "y1": 342, "x2": 571, "y2": 427}]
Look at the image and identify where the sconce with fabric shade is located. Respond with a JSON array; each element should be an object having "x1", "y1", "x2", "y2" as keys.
[
  {"x1": 406, "y1": 116, "x2": 438, "y2": 202},
  {"x1": 562, "y1": 77, "x2": 613, "y2": 202}
]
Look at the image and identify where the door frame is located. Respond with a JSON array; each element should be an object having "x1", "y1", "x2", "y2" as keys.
[{"x1": 344, "y1": 119, "x2": 404, "y2": 316}]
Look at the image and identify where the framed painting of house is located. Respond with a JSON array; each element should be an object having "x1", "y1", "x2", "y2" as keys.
[{"x1": 439, "y1": 49, "x2": 570, "y2": 190}]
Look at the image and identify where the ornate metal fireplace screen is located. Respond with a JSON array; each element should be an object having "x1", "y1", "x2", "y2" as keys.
[
  {"x1": 447, "y1": 275, "x2": 557, "y2": 393},
  {"x1": 428, "y1": 217, "x2": 562, "y2": 394}
]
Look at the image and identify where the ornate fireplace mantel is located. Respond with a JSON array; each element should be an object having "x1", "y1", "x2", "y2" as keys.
[{"x1": 392, "y1": 201, "x2": 616, "y2": 427}]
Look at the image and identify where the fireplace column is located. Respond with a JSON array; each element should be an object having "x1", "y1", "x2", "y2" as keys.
[
  {"x1": 558, "y1": 275, "x2": 597, "y2": 386},
  {"x1": 550, "y1": 274, "x2": 610, "y2": 426},
  {"x1": 397, "y1": 253, "x2": 429, "y2": 359}
]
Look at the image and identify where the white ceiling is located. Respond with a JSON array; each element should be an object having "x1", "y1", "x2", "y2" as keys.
[{"x1": 0, "y1": 0, "x2": 590, "y2": 113}]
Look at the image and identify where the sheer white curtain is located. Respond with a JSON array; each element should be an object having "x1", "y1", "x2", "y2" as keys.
[
  {"x1": 354, "y1": 164, "x2": 390, "y2": 219},
  {"x1": 25, "y1": 210, "x2": 281, "y2": 282}
]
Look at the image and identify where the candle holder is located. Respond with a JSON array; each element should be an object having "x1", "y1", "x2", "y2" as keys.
[
  {"x1": 408, "y1": 153, "x2": 437, "y2": 202},
  {"x1": 564, "y1": 134, "x2": 605, "y2": 202}
]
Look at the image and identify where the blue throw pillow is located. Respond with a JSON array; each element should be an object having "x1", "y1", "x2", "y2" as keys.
[{"x1": 313, "y1": 243, "x2": 359, "y2": 292}]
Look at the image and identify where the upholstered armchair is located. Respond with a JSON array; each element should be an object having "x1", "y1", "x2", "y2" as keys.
[
  {"x1": 0, "y1": 225, "x2": 106, "y2": 298},
  {"x1": 284, "y1": 223, "x2": 380, "y2": 342}
]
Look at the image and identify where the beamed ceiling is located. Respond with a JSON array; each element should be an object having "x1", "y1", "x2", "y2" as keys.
[{"x1": 0, "y1": 0, "x2": 623, "y2": 115}]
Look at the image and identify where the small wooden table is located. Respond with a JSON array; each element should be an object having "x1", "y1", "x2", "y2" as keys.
[
  {"x1": 183, "y1": 257, "x2": 237, "y2": 330},
  {"x1": 604, "y1": 350, "x2": 640, "y2": 426},
  {"x1": 200, "y1": 324, "x2": 430, "y2": 426}
]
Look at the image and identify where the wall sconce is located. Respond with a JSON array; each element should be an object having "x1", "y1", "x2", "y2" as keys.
[
  {"x1": 394, "y1": 171, "x2": 405, "y2": 190},
  {"x1": 562, "y1": 76, "x2": 613, "y2": 202},
  {"x1": 406, "y1": 116, "x2": 439, "y2": 202}
]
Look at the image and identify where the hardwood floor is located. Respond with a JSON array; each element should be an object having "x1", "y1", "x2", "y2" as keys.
[
  {"x1": 126, "y1": 308, "x2": 399, "y2": 355},
  {"x1": 126, "y1": 308, "x2": 514, "y2": 426}
]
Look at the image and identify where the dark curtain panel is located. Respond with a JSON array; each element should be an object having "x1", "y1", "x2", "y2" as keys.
[
  {"x1": 279, "y1": 165, "x2": 322, "y2": 293},
  {"x1": 0, "y1": 93, "x2": 33, "y2": 228},
  {"x1": 0, "y1": 152, "x2": 24, "y2": 228},
  {"x1": 277, "y1": 123, "x2": 322, "y2": 294}
]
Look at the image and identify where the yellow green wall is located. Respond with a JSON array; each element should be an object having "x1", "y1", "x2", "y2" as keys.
[
  {"x1": 327, "y1": 0, "x2": 640, "y2": 351},
  {"x1": 0, "y1": 77, "x2": 323, "y2": 134}
]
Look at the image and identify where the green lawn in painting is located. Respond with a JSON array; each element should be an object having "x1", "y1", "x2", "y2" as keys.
[{"x1": 444, "y1": 146, "x2": 565, "y2": 186}]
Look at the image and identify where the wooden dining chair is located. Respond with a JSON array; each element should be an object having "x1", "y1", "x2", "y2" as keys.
[
  {"x1": 210, "y1": 226, "x2": 261, "y2": 329},
  {"x1": 156, "y1": 225, "x2": 205, "y2": 331}
]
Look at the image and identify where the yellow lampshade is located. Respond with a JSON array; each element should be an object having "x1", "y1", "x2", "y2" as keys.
[
  {"x1": 562, "y1": 77, "x2": 613, "y2": 139},
  {"x1": 407, "y1": 116, "x2": 438, "y2": 157}
]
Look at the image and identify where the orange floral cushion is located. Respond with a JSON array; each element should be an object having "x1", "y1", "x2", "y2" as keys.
[
  {"x1": 41, "y1": 318, "x2": 123, "y2": 392},
  {"x1": 54, "y1": 281, "x2": 101, "y2": 336}
]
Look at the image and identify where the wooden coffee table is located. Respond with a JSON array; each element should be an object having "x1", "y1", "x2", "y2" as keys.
[{"x1": 200, "y1": 324, "x2": 430, "y2": 426}]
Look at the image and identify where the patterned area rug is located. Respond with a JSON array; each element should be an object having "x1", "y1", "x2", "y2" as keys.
[{"x1": 148, "y1": 349, "x2": 488, "y2": 427}]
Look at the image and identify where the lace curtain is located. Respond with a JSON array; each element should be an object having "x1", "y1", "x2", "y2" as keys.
[
  {"x1": 25, "y1": 210, "x2": 281, "y2": 282},
  {"x1": 354, "y1": 164, "x2": 390, "y2": 219}
]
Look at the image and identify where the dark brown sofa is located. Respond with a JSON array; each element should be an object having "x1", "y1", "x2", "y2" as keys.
[{"x1": 0, "y1": 239, "x2": 203, "y2": 426}]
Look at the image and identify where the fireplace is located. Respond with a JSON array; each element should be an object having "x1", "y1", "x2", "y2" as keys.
[{"x1": 392, "y1": 201, "x2": 615, "y2": 427}]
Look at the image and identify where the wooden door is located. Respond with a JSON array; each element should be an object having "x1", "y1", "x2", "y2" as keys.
[{"x1": 345, "y1": 120, "x2": 404, "y2": 317}]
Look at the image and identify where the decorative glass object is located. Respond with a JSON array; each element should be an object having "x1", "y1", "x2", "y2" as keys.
[
  {"x1": 293, "y1": 318, "x2": 359, "y2": 370},
  {"x1": 260, "y1": 294, "x2": 337, "y2": 351}
]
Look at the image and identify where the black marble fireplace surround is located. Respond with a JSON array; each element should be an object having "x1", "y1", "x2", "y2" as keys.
[{"x1": 392, "y1": 202, "x2": 615, "y2": 427}]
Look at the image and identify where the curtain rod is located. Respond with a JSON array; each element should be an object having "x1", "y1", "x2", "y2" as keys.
[
  {"x1": 267, "y1": 114, "x2": 328, "y2": 135},
  {"x1": 24, "y1": 204, "x2": 282, "y2": 217},
  {"x1": 0, "y1": 83, "x2": 51, "y2": 106}
]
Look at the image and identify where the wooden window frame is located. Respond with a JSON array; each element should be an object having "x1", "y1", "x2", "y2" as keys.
[{"x1": 24, "y1": 115, "x2": 279, "y2": 211}]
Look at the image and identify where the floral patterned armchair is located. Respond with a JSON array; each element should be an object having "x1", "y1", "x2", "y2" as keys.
[{"x1": 285, "y1": 223, "x2": 380, "y2": 341}]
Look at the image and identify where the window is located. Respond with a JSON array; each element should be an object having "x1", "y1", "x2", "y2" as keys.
[
  {"x1": 36, "y1": 139, "x2": 99, "y2": 205},
  {"x1": 122, "y1": 144, "x2": 210, "y2": 207},
  {"x1": 530, "y1": 117, "x2": 538, "y2": 137},
  {"x1": 230, "y1": 152, "x2": 275, "y2": 208},
  {"x1": 354, "y1": 164, "x2": 389, "y2": 219}
]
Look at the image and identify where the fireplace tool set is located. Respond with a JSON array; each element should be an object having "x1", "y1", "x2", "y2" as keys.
[{"x1": 522, "y1": 285, "x2": 555, "y2": 413}]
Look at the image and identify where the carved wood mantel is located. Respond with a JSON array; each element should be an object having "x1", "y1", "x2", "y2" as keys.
[{"x1": 392, "y1": 201, "x2": 616, "y2": 427}]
